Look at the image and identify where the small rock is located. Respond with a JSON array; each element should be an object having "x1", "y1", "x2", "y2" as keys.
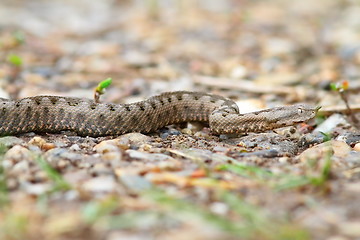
[
  {"x1": 117, "y1": 133, "x2": 152, "y2": 149},
  {"x1": 354, "y1": 143, "x2": 360, "y2": 152},
  {"x1": 11, "y1": 160, "x2": 30, "y2": 174},
  {"x1": 82, "y1": 176, "x2": 117, "y2": 193},
  {"x1": 239, "y1": 149, "x2": 280, "y2": 158},
  {"x1": 314, "y1": 114, "x2": 350, "y2": 134},
  {"x1": 299, "y1": 140, "x2": 351, "y2": 164},
  {"x1": 275, "y1": 126, "x2": 300, "y2": 139},
  {"x1": 24, "y1": 183, "x2": 51, "y2": 195},
  {"x1": 28, "y1": 136, "x2": 56, "y2": 151},
  {"x1": 213, "y1": 146, "x2": 228, "y2": 152},
  {"x1": 94, "y1": 139, "x2": 123, "y2": 162},
  {"x1": 160, "y1": 128, "x2": 181, "y2": 139},
  {"x1": 94, "y1": 140, "x2": 121, "y2": 154},
  {"x1": 344, "y1": 151, "x2": 360, "y2": 168},
  {"x1": 126, "y1": 150, "x2": 175, "y2": 162},
  {"x1": 210, "y1": 202, "x2": 229, "y2": 216},
  {"x1": 193, "y1": 127, "x2": 212, "y2": 138},
  {"x1": 0, "y1": 136, "x2": 24, "y2": 147},
  {"x1": 102, "y1": 152, "x2": 123, "y2": 162},
  {"x1": 53, "y1": 140, "x2": 68, "y2": 148},
  {"x1": 44, "y1": 148, "x2": 82, "y2": 163},
  {"x1": 117, "y1": 171, "x2": 152, "y2": 192},
  {"x1": 90, "y1": 163, "x2": 112, "y2": 176},
  {"x1": 278, "y1": 157, "x2": 289, "y2": 163},
  {"x1": 3, "y1": 145, "x2": 33, "y2": 167},
  {"x1": 299, "y1": 142, "x2": 333, "y2": 164},
  {"x1": 28, "y1": 136, "x2": 47, "y2": 147},
  {"x1": 181, "y1": 128, "x2": 193, "y2": 135},
  {"x1": 331, "y1": 140, "x2": 352, "y2": 158},
  {"x1": 337, "y1": 132, "x2": 360, "y2": 146},
  {"x1": 298, "y1": 132, "x2": 327, "y2": 148},
  {"x1": 69, "y1": 144, "x2": 81, "y2": 151},
  {"x1": 169, "y1": 148, "x2": 236, "y2": 163},
  {"x1": 125, "y1": 133, "x2": 152, "y2": 144}
]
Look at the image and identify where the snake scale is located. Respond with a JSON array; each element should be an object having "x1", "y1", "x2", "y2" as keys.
[{"x1": 0, "y1": 91, "x2": 318, "y2": 137}]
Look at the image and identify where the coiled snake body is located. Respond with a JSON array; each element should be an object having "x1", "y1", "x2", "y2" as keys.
[{"x1": 0, "y1": 91, "x2": 318, "y2": 137}]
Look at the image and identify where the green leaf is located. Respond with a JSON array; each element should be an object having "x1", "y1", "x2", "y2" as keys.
[
  {"x1": 329, "y1": 83, "x2": 338, "y2": 91},
  {"x1": 318, "y1": 131, "x2": 332, "y2": 142},
  {"x1": 7, "y1": 54, "x2": 23, "y2": 66},
  {"x1": 96, "y1": 78, "x2": 112, "y2": 93}
]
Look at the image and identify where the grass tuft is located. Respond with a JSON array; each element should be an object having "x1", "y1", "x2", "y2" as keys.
[{"x1": 35, "y1": 156, "x2": 71, "y2": 192}]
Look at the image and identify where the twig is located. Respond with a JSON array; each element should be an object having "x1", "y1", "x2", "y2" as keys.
[{"x1": 330, "y1": 80, "x2": 358, "y2": 123}]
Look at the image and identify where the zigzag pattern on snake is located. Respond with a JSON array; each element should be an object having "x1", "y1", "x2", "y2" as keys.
[{"x1": 0, "y1": 91, "x2": 318, "y2": 137}]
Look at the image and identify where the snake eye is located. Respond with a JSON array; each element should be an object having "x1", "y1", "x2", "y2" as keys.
[{"x1": 298, "y1": 107, "x2": 304, "y2": 114}]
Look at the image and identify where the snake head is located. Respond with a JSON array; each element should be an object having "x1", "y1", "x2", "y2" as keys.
[{"x1": 276, "y1": 104, "x2": 320, "y2": 125}]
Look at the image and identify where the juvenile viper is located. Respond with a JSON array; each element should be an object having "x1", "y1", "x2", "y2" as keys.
[{"x1": 0, "y1": 91, "x2": 318, "y2": 137}]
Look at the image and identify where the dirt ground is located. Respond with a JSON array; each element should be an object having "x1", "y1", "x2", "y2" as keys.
[{"x1": 1, "y1": 1, "x2": 360, "y2": 240}]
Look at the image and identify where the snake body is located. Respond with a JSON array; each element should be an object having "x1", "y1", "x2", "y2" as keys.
[{"x1": 0, "y1": 91, "x2": 318, "y2": 137}]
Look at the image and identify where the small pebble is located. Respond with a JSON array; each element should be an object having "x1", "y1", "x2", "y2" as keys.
[
  {"x1": 69, "y1": 144, "x2": 81, "y2": 151},
  {"x1": 126, "y1": 150, "x2": 175, "y2": 162},
  {"x1": 314, "y1": 114, "x2": 350, "y2": 134},
  {"x1": 210, "y1": 202, "x2": 229, "y2": 215},
  {"x1": 94, "y1": 140, "x2": 121, "y2": 154},
  {"x1": 160, "y1": 128, "x2": 181, "y2": 139},
  {"x1": 28, "y1": 136, "x2": 47, "y2": 147},
  {"x1": 94, "y1": 139, "x2": 123, "y2": 162},
  {"x1": 90, "y1": 163, "x2": 112, "y2": 176},
  {"x1": 12, "y1": 160, "x2": 30, "y2": 174},
  {"x1": 337, "y1": 133, "x2": 360, "y2": 146},
  {"x1": 3, "y1": 145, "x2": 33, "y2": 166},
  {"x1": 298, "y1": 132, "x2": 327, "y2": 148},
  {"x1": 213, "y1": 146, "x2": 228, "y2": 152},
  {"x1": 28, "y1": 136, "x2": 56, "y2": 151},
  {"x1": 24, "y1": 183, "x2": 51, "y2": 195},
  {"x1": 354, "y1": 143, "x2": 360, "y2": 152},
  {"x1": 344, "y1": 151, "x2": 360, "y2": 168},
  {"x1": 82, "y1": 176, "x2": 117, "y2": 193},
  {"x1": 44, "y1": 148, "x2": 82, "y2": 163},
  {"x1": 117, "y1": 172, "x2": 152, "y2": 192},
  {"x1": 278, "y1": 157, "x2": 289, "y2": 163},
  {"x1": 0, "y1": 136, "x2": 24, "y2": 147}
]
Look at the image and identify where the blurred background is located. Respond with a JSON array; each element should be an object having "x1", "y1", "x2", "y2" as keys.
[{"x1": 1, "y1": 0, "x2": 359, "y2": 104}]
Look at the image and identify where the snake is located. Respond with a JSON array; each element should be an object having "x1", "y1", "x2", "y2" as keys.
[{"x1": 0, "y1": 91, "x2": 318, "y2": 137}]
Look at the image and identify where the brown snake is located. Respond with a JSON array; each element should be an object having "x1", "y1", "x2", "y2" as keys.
[{"x1": 0, "y1": 91, "x2": 318, "y2": 137}]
